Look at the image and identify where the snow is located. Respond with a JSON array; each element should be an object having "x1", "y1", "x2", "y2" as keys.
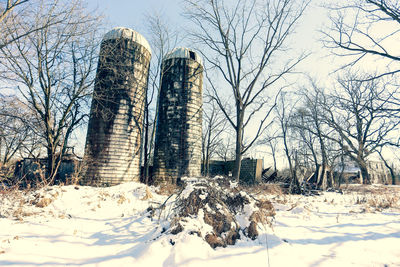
[
  {"x1": 0, "y1": 181, "x2": 399, "y2": 266},
  {"x1": 103, "y1": 27, "x2": 152, "y2": 54},
  {"x1": 164, "y1": 47, "x2": 203, "y2": 65},
  {"x1": 235, "y1": 203, "x2": 256, "y2": 227}
]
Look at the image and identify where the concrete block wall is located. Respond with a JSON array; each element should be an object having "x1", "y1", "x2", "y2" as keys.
[{"x1": 207, "y1": 159, "x2": 263, "y2": 184}]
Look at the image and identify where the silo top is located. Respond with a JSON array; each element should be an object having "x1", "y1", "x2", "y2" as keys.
[
  {"x1": 164, "y1": 47, "x2": 203, "y2": 66},
  {"x1": 103, "y1": 27, "x2": 151, "y2": 54}
]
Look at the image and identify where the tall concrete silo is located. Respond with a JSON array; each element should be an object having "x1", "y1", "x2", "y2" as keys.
[
  {"x1": 84, "y1": 27, "x2": 151, "y2": 186},
  {"x1": 153, "y1": 47, "x2": 203, "y2": 184}
]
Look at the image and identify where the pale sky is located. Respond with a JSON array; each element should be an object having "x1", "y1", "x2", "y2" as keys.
[
  {"x1": 88, "y1": 0, "x2": 183, "y2": 31},
  {"x1": 88, "y1": 0, "x2": 335, "y2": 81}
]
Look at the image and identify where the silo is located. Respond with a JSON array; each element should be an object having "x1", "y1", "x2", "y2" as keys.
[
  {"x1": 153, "y1": 47, "x2": 203, "y2": 184},
  {"x1": 84, "y1": 27, "x2": 151, "y2": 186}
]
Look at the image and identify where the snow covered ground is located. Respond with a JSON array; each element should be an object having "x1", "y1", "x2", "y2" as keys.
[{"x1": 0, "y1": 180, "x2": 399, "y2": 266}]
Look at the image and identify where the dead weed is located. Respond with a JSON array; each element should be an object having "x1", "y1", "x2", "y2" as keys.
[{"x1": 156, "y1": 183, "x2": 180, "y2": 196}]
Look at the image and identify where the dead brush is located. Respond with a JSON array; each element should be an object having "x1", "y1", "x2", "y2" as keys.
[
  {"x1": 33, "y1": 197, "x2": 53, "y2": 208},
  {"x1": 141, "y1": 186, "x2": 153, "y2": 200},
  {"x1": 12, "y1": 207, "x2": 36, "y2": 220},
  {"x1": 239, "y1": 183, "x2": 283, "y2": 197},
  {"x1": 30, "y1": 189, "x2": 59, "y2": 208},
  {"x1": 156, "y1": 182, "x2": 180, "y2": 196},
  {"x1": 0, "y1": 186, "x2": 31, "y2": 219},
  {"x1": 355, "y1": 195, "x2": 368, "y2": 205},
  {"x1": 117, "y1": 194, "x2": 129, "y2": 204},
  {"x1": 98, "y1": 190, "x2": 110, "y2": 201},
  {"x1": 367, "y1": 194, "x2": 399, "y2": 210},
  {"x1": 160, "y1": 178, "x2": 276, "y2": 248},
  {"x1": 250, "y1": 199, "x2": 276, "y2": 228},
  {"x1": 260, "y1": 184, "x2": 284, "y2": 195},
  {"x1": 345, "y1": 184, "x2": 400, "y2": 195}
]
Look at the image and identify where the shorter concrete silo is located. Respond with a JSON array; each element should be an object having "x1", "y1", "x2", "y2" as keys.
[
  {"x1": 84, "y1": 27, "x2": 151, "y2": 186},
  {"x1": 153, "y1": 47, "x2": 203, "y2": 184}
]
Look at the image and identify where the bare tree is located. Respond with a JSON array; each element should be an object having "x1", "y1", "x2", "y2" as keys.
[
  {"x1": 323, "y1": 0, "x2": 400, "y2": 79},
  {"x1": 291, "y1": 108, "x2": 319, "y2": 170},
  {"x1": 292, "y1": 82, "x2": 339, "y2": 189},
  {"x1": 142, "y1": 12, "x2": 180, "y2": 184},
  {"x1": 0, "y1": 95, "x2": 34, "y2": 164},
  {"x1": 377, "y1": 148, "x2": 396, "y2": 185},
  {"x1": 276, "y1": 92, "x2": 301, "y2": 194},
  {"x1": 0, "y1": 0, "x2": 28, "y2": 23},
  {"x1": 0, "y1": 0, "x2": 29, "y2": 49},
  {"x1": 184, "y1": 0, "x2": 309, "y2": 181},
  {"x1": 260, "y1": 131, "x2": 280, "y2": 172},
  {"x1": 215, "y1": 136, "x2": 235, "y2": 163},
  {"x1": 202, "y1": 95, "x2": 228, "y2": 176},
  {"x1": 323, "y1": 72, "x2": 400, "y2": 184},
  {"x1": 0, "y1": 0, "x2": 65, "y2": 50},
  {"x1": 0, "y1": 0, "x2": 102, "y2": 184}
]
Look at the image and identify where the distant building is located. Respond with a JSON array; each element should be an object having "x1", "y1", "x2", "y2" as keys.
[
  {"x1": 14, "y1": 154, "x2": 80, "y2": 186},
  {"x1": 205, "y1": 158, "x2": 263, "y2": 184},
  {"x1": 335, "y1": 160, "x2": 390, "y2": 184},
  {"x1": 367, "y1": 161, "x2": 391, "y2": 184}
]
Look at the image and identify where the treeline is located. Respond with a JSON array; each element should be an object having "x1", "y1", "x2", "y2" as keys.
[{"x1": 1, "y1": 0, "x2": 399, "y2": 189}]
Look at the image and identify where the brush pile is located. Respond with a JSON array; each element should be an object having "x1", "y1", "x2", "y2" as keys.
[{"x1": 156, "y1": 177, "x2": 275, "y2": 248}]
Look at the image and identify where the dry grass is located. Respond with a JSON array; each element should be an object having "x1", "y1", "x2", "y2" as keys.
[
  {"x1": 141, "y1": 186, "x2": 153, "y2": 200},
  {"x1": 250, "y1": 199, "x2": 275, "y2": 227},
  {"x1": 156, "y1": 182, "x2": 180, "y2": 196},
  {"x1": 367, "y1": 194, "x2": 399, "y2": 210},
  {"x1": 343, "y1": 184, "x2": 400, "y2": 195},
  {"x1": 347, "y1": 185, "x2": 400, "y2": 211},
  {"x1": 117, "y1": 194, "x2": 129, "y2": 204},
  {"x1": 98, "y1": 190, "x2": 110, "y2": 201},
  {"x1": 240, "y1": 183, "x2": 284, "y2": 196},
  {"x1": 34, "y1": 197, "x2": 53, "y2": 208},
  {"x1": 0, "y1": 183, "x2": 63, "y2": 220}
]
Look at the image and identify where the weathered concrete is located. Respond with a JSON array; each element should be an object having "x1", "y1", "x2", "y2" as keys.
[
  {"x1": 206, "y1": 159, "x2": 264, "y2": 184},
  {"x1": 84, "y1": 27, "x2": 151, "y2": 186},
  {"x1": 153, "y1": 47, "x2": 203, "y2": 184}
]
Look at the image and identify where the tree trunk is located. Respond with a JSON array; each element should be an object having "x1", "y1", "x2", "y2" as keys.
[
  {"x1": 389, "y1": 165, "x2": 396, "y2": 185},
  {"x1": 233, "y1": 115, "x2": 243, "y2": 182},
  {"x1": 359, "y1": 160, "x2": 370, "y2": 184},
  {"x1": 378, "y1": 151, "x2": 396, "y2": 185},
  {"x1": 205, "y1": 144, "x2": 210, "y2": 176},
  {"x1": 204, "y1": 125, "x2": 212, "y2": 176},
  {"x1": 337, "y1": 150, "x2": 345, "y2": 187},
  {"x1": 316, "y1": 126, "x2": 330, "y2": 189},
  {"x1": 269, "y1": 141, "x2": 277, "y2": 172},
  {"x1": 272, "y1": 152, "x2": 277, "y2": 173},
  {"x1": 317, "y1": 164, "x2": 326, "y2": 189},
  {"x1": 0, "y1": 135, "x2": 2, "y2": 164},
  {"x1": 46, "y1": 141, "x2": 63, "y2": 185},
  {"x1": 143, "y1": 103, "x2": 150, "y2": 184},
  {"x1": 201, "y1": 137, "x2": 206, "y2": 176},
  {"x1": 47, "y1": 147, "x2": 56, "y2": 184},
  {"x1": 289, "y1": 150, "x2": 301, "y2": 194},
  {"x1": 233, "y1": 130, "x2": 242, "y2": 182},
  {"x1": 283, "y1": 123, "x2": 300, "y2": 194}
]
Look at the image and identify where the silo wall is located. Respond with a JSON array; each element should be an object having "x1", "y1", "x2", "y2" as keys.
[
  {"x1": 153, "y1": 48, "x2": 203, "y2": 184},
  {"x1": 84, "y1": 27, "x2": 151, "y2": 186}
]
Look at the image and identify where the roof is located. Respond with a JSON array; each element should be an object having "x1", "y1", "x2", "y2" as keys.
[
  {"x1": 164, "y1": 47, "x2": 203, "y2": 65},
  {"x1": 103, "y1": 27, "x2": 151, "y2": 54}
]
